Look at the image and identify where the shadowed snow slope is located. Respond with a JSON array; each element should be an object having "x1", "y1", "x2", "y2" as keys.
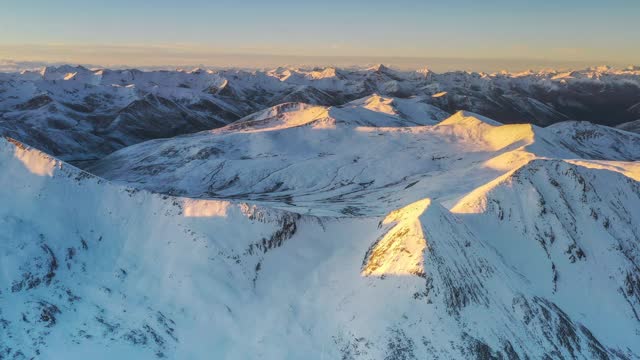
[
  {"x1": 547, "y1": 121, "x2": 640, "y2": 161},
  {"x1": 616, "y1": 119, "x2": 640, "y2": 134},
  {"x1": 2, "y1": 137, "x2": 639, "y2": 359}
]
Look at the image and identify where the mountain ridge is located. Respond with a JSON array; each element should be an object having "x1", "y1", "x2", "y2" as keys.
[
  {"x1": 2, "y1": 64, "x2": 639, "y2": 162},
  {"x1": 2, "y1": 136, "x2": 639, "y2": 358}
]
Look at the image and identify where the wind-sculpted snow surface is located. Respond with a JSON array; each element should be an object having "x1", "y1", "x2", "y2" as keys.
[
  {"x1": 1, "y1": 64, "x2": 640, "y2": 161},
  {"x1": 2, "y1": 138, "x2": 640, "y2": 359}
]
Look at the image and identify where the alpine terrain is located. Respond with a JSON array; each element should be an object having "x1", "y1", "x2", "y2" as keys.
[{"x1": 0, "y1": 65, "x2": 639, "y2": 359}]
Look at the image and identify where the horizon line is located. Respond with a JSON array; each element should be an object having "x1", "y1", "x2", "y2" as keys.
[{"x1": 1, "y1": 57, "x2": 639, "y2": 74}]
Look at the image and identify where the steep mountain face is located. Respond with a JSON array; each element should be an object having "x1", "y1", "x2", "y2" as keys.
[
  {"x1": 452, "y1": 159, "x2": 640, "y2": 349},
  {"x1": 104, "y1": 93, "x2": 227, "y2": 146},
  {"x1": 1, "y1": 65, "x2": 639, "y2": 162},
  {"x1": 2, "y1": 137, "x2": 639, "y2": 359}
]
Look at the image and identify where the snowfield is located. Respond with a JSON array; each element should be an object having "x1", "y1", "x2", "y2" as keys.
[{"x1": 1, "y1": 65, "x2": 640, "y2": 359}]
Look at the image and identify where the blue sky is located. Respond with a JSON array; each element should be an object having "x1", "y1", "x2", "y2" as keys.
[{"x1": 1, "y1": 0, "x2": 638, "y2": 68}]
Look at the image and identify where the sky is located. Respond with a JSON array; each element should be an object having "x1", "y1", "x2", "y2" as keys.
[{"x1": 1, "y1": 0, "x2": 639, "y2": 71}]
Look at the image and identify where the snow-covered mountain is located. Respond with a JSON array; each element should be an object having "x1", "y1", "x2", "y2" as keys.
[
  {"x1": 2, "y1": 65, "x2": 640, "y2": 359},
  {"x1": 3, "y1": 131, "x2": 640, "y2": 358},
  {"x1": 88, "y1": 109, "x2": 640, "y2": 216},
  {"x1": 1, "y1": 65, "x2": 639, "y2": 162}
]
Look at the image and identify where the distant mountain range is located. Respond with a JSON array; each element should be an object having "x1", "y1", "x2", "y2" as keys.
[{"x1": 1, "y1": 65, "x2": 639, "y2": 162}]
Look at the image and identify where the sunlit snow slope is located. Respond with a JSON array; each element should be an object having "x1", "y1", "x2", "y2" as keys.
[{"x1": 90, "y1": 109, "x2": 640, "y2": 216}]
